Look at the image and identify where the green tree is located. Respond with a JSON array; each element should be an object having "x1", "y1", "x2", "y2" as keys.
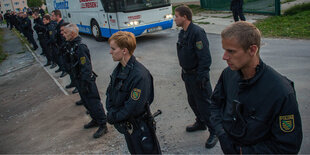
[{"x1": 27, "y1": 0, "x2": 43, "y2": 8}]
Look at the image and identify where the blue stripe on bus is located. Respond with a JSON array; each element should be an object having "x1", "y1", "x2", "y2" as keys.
[{"x1": 77, "y1": 19, "x2": 173, "y2": 38}]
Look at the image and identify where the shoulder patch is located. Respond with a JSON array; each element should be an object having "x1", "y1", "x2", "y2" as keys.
[
  {"x1": 49, "y1": 31, "x2": 52, "y2": 35},
  {"x1": 131, "y1": 88, "x2": 141, "y2": 101},
  {"x1": 196, "y1": 41, "x2": 203, "y2": 50},
  {"x1": 80, "y1": 57, "x2": 86, "y2": 65},
  {"x1": 279, "y1": 115, "x2": 295, "y2": 132}
]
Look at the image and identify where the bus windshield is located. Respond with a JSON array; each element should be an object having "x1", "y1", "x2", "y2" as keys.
[{"x1": 103, "y1": 0, "x2": 170, "y2": 12}]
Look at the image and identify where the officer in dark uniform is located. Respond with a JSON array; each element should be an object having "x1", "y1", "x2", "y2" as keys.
[
  {"x1": 9, "y1": 11, "x2": 16, "y2": 30},
  {"x1": 52, "y1": 10, "x2": 67, "y2": 78},
  {"x1": 106, "y1": 31, "x2": 161, "y2": 154},
  {"x1": 33, "y1": 12, "x2": 46, "y2": 55},
  {"x1": 47, "y1": 16, "x2": 58, "y2": 69},
  {"x1": 174, "y1": 5, "x2": 217, "y2": 148},
  {"x1": 63, "y1": 23, "x2": 108, "y2": 138},
  {"x1": 42, "y1": 14, "x2": 54, "y2": 66},
  {"x1": 4, "y1": 11, "x2": 10, "y2": 28},
  {"x1": 59, "y1": 22, "x2": 78, "y2": 95},
  {"x1": 230, "y1": 0, "x2": 246, "y2": 22},
  {"x1": 20, "y1": 13, "x2": 38, "y2": 50},
  {"x1": 210, "y1": 21, "x2": 302, "y2": 154}
]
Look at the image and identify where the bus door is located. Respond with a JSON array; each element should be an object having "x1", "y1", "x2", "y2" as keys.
[{"x1": 102, "y1": 0, "x2": 121, "y2": 37}]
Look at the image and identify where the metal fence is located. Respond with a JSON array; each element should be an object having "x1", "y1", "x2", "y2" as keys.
[{"x1": 200, "y1": 0, "x2": 281, "y2": 15}]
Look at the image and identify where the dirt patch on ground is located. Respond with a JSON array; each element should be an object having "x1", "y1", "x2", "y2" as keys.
[{"x1": 0, "y1": 64, "x2": 127, "y2": 153}]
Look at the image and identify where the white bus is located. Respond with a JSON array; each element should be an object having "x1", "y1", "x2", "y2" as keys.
[{"x1": 46, "y1": 0, "x2": 174, "y2": 41}]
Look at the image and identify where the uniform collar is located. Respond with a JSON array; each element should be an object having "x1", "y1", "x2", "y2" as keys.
[
  {"x1": 71, "y1": 36, "x2": 82, "y2": 44},
  {"x1": 238, "y1": 59, "x2": 266, "y2": 88},
  {"x1": 116, "y1": 55, "x2": 136, "y2": 80}
]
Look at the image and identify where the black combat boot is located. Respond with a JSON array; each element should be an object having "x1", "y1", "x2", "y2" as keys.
[
  {"x1": 44, "y1": 61, "x2": 51, "y2": 67},
  {"x1": 50, "y1": 63, "x2": 57, "y2": 69},
  {"x1": 205, "y1": 133, "x2": 218, "y2": 148},
  {"x1": 65, "y1": 83, "x2": 75, "y2": 89},
  {"x1": 55, "y1": 68, "x2": 61, "y2": 73},
  {"x1": 186, "y1": 120, "x2": 206, "y2": 132},
  {"x1": 93, "y1": 124, "x2": 108, "y2": 139},
  {"x1": 72, "y1": 88, "x2": 78, "y2": 94},
  {"x1": 60, "y1": 71, "x2": 68, "y2": 78},
  {"x1": 84, "y1": 120, "x2": 99, "y2": 129},
  {"x1": 75, "y1": 100, "x2": 84, "y2": 106}
]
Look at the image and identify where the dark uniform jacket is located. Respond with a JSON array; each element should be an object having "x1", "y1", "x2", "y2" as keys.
[
  {"x1": 210, "y1": 60, "x2": 303, "y2": 153},
  {"x1": 67, "y1": 36, "x2": 92, "y2": 83},
  {"x1": 106, "y1": 55, "x2": 154, "y2": 124},
  {"x1": 177, "y1": 22, "x2": 212, "y2": 81},
  {"x1": 20, "y1": 17, "x2": 33, "y2": 33},
  {"x1": 47, "y1": 21, "x2": 58, "y2": 45},
  {"x1": 56, "y1": 19, "x2": 66, "y2": 47},
  {"x1": 33, "y1": 17, "x2": 45, "y2": 38}
]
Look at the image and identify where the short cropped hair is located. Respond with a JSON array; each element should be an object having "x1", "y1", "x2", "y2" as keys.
[
  {"x1": 52, "y1": 10, "x2": 62, "y2": 18},
  {"x1": 175, "y1": 5, "x2": 192, "y2": 21},
  {"x1": 108, "y1": 31, "x2": 136, "y2": 55},
  {"x1": 221, "y1": 21, "x2": 261, "y2": 53},
  {"x1": 65, "y1": 23, "x2": 79, "y2": 35},
  {"x1": 43, "y1": 14, "x2": 51, "y2": 20}
]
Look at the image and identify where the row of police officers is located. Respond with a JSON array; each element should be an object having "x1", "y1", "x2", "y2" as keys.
[{"x1": 28, "y1": 5, "x2": 302, "y2": 154}]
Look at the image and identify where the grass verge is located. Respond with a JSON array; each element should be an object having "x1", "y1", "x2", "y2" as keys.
[
  {"x1": 255, "y1": 3, "x2": 310, "y2": 39},
  {"x1": 0, "y1": 28, "x2": 8, "y2": 63}
]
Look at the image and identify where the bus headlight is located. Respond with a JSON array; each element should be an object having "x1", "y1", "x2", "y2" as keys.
[
  {"x1": 126, "y1": 20, "x2": 140, "y2": 26},
  {"x1": 164, "y1": 14, "x2": 173, "y2": 20}
]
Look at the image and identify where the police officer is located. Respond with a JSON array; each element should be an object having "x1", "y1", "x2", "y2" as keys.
[
  {"x1": 106, "y1": 31, "x2": 161, "y2": 154},
  {"x1": 230, "y1": 0, "x2": 246, "y2": 22},
  {"x1": 4, "y1": 11, "x2": 10, "y2": 28},
  {"x1": 48, "y1": 14, "x2": 58, "y2": 69},
  {"x1": 42, "y1": 14, "x2": 54, "y2": 66},
  {"x1": 20, "y1": 13, "x2": 38, "y2": 50},
  {"x1": 33, "y1": 12, "x2": 45, "y2": 55},
  {"x1": 174, "y1": 5, "x2": 217, "y2": 148},
  {"x1": 210, "y1": 21, "x2": 303, "y2": 154},
  {"x1": 52, "y1": 10, "x2": 67, "y2": 78},
  {"x1": 63, "y1": 23, "x2": 108, "y2": 138}
]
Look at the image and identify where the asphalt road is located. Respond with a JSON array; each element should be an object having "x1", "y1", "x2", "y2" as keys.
[{"x1": 34, "y1": 29, "x2": 310, "y2": 153}]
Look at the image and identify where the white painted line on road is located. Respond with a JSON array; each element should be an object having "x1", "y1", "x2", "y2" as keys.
[{"x1": 25, "y1": 44, "x2": 69, "y2": 96}]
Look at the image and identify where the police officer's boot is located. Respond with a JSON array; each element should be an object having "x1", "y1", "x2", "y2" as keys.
[
  {"x1": 60, "y1": 71, "x2": 68, "y2": 78},
  {"x1": 84, "y1": 120, "x2": 99, "y2": 129},
  {"x1": 75, "y1": 100, "x2": 84, "y2": 106},
  {"x1": 65, "y1": 83, "x2": 75, "y2": 89},
  {"x1": 186, "y1": 120, "x2": 206, "y2": 132},
  {"x1": 44, "y1": 61, "x2": 51, "y2": 67},
  {"x1": 93, "y1": 124, "x2": 108, "y2": 139},
  {"x1": 50, "y1": 63, "x2": 57, "y2": 69},
  {"x1": 72, "y1": 88, "x2": 78, "y2": 94},
  {"x1": 205, "y1": 133, "x2": 218, "y2": 149},
  {"x1": 55, "y1": 68, "x2": 61, "y2": 73}
]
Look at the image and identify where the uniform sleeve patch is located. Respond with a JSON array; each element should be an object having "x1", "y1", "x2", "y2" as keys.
[
  {"x1": 80, "y1": 57, "x2": 86, "y2": 65},
  {"x1": 131, "y1": 88, "x2": 141, "y2": 101},
  {"x1": 196, "y1": 41, "x2": 203, "y2": 50},
  {"x1": 49, "y1": 31, "x2": 53, "y2": 35},
  {"x1": 279, "y1": 115, "x2": 295, "y2": 132}
]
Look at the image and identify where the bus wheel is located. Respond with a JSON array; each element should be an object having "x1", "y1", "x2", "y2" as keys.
[{"x1": 91, "y1": 20, "x2": 104, "y2": 41}]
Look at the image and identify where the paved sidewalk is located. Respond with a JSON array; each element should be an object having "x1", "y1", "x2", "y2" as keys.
[{"x1": 0, "y1": 27, "x2": 34, "y2": 76}]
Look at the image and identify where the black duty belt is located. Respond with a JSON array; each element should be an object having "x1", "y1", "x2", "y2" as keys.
[{"x1": 182, "y1": 68, "x2": 197, "y2": 74}]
